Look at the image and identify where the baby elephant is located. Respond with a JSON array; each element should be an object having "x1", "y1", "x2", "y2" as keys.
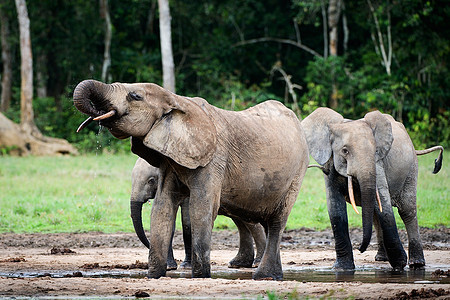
[{"x1": 130, "y1": 158, "x2": 266, "y2": 270}]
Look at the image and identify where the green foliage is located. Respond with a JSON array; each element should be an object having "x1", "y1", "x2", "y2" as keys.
[{"x1": 1, "y1": 1, "x2": 448, "y2": 150}]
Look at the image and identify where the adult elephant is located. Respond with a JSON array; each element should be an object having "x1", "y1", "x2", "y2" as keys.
[
  {"x1": 73, "y1": 80, "x2": 309, "y2": 280},
  {"x1": 130, "y1": 157, "x2": 267, "y2": 270},
  {"x1": 302, "y1": 107, "x2": 443, "y2": 270}
]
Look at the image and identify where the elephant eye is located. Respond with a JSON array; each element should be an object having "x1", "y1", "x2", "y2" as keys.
[
  {"x1": 342, "y1": 148, "x2": 349, "y2": 156},
  {"x1": 148, "y1": 177, "x2": 156, "y2": 185},
  {"x1": 128, "y1": 91, "x2": 143, "y2": 101}
]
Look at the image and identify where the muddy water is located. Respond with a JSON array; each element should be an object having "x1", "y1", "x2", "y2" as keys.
[{"x1": 2, "y1": 265, "x2": 449, "y2": 285}]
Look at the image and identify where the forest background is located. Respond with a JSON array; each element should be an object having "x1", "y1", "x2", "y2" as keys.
[{"x1": 0, "y1": 0, "x2": 448, "y2": 153}]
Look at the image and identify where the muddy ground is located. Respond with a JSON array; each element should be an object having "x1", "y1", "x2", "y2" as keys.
[{"x1": 0, "y1": 227, "x2": 449, "y2": 299}]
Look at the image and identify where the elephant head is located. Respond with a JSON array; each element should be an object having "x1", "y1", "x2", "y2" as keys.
[
  {"x1": 73, "y1": 79, "x2": 217, "y2": 169},
  {"x1": 130, "y1": 158, "x2": 159, "y2": 248},
  {"x1": 302, "y1": 107, "x2": 393, "y2": 252}
]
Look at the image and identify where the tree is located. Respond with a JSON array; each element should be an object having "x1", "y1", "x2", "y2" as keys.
[
  {"x1": 0, "y1": 0, "x2": 77, "y2": 156},
  {"x1": 0, "y1": 0, "x2": 12, "y2": 112},
  {"x1": 367, "y1": 0, "x2": 392, "y2": 76},
  {"x1": 15, "y1": 0, "x2": 37, "y2": 136},
  {"x1": 327, "y1": 0, "x2": 342, "y2": 109},
  {"x1": 100, "y1": 0, "x2": 112, "y2": 82},
  {"x1": 158, "y1": 0, "x2": 175, "y2": 92}
]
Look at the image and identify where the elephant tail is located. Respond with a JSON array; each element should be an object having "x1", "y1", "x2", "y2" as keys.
[{"x1": 415, "y1": 146, "x2": 444, "y2": 174}]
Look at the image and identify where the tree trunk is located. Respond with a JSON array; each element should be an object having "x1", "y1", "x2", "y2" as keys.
[
  {"x1": 0, "y1": 111, "x2": 78, "y2": 155},
  {"x1": 15, "y1": 0, "x2": 39, "y2": 136},
  {"x1": 328, "y1": 0, "x2": 340, "y2": 56},
  {"x1": 0, "y1": 2, "x2": 12, "y2": 112},
  {"x1": 100, "y1": 0, "x2": 112, "y2": 82},
  {"x1": 321, "y1": 0, "x2": 328, "y2": 58},
  {"x1": 327, "y1": 0, "x2": 341, "y2": 109},
  {"x1": 0, "y1": 0, "x2": 78, "y2": 156},
  {"x1": 36, "y1": 54, "x2": 48, "y2": 98},
  {"x1": 367, "y1": 0, "x2": 392, "y2": 76},
  {"x1": 158, "y1": 0, "x2": 175, "y2": 92}
]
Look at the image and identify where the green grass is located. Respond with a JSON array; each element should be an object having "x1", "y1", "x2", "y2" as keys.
[{"x1": 0, "y1": 153, "x2": 448, "y2": 233}]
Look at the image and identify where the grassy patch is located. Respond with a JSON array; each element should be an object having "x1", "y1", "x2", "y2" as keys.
[{"x1": 0, "y1": 153, "x2": 448, "y2": 233}]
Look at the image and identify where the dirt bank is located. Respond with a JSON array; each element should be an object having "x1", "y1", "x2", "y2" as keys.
[{"x1": 0, "y1": 227, "x2": 449, "y2": 299}]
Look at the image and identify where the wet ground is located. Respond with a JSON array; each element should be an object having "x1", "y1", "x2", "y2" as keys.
[{"x1": 0, "y1": 227, "x2": 449, "y2": 299}]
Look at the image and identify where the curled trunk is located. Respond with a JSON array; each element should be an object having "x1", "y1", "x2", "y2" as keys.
[
  {"x1": 73, "y1": 79, "x2": 111, "y2": 117},
  {"x1": 130, "y1": 200, "x2": 150, "y2": 248}
]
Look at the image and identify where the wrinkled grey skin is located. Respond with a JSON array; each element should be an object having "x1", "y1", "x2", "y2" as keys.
[
  {"x1": 130, "y1": 158, "x2": 190, "y2": 270},
  {"x1": 73, "y1": 80, "x2": 309, "y2": 280},
  {"x1": 302, "y1": 107, "x2": 443, "y2": 270},
  {"x1": 131, "y1": 158, "x2": 266, "y2": 270}
]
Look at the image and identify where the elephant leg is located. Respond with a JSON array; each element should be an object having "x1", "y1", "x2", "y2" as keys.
[
  {"x1": 147, "y1": 171, "x2": 179, "y2": 279},
  {"x1": 247, "y1": 222, "x2": 266, "y2": 268},
  {"x1": 375, "y1": 164, "x2": 407, "y2": 270},
  {"x1": 373, "y1": 212, "x2": 388, "y2": 261},
  {"x1": 228, "y1": 218, "x2": 255, "y2": 268},
  {"x1": 147, "y1": 198, "x2": 178, "y2": 278},
  {"x1": 180, "y1": 197, "x2": 192, "y2": 269},
  {"x1": 188, "y1": 181, "x2": 221, "y2": 278},
  {"x1": 325, "y1": 174, "x2": 355, "y2": 270},
  {"x1": 166, "y1": 218, "x2": 178, "y2": 270},
  {"x1": 253, "y1": 217, "x2": 284, "y2": 280},
  {"x1": 396, "y1": 177, "x2": 425, "y2": 268}
]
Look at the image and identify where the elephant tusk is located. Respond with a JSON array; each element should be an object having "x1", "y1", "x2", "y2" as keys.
[
  {"x1": 376, "y1": 188, "x2": 382, "y2": 213},
  {"x1": 93, "y1": 110, "x2": 116, "y2": 121},
  {"x1": 348, "y1": 175, "x2": 360, "y2": 215},
  {"x1": 76, "y1": 116, "x2": 93, "y2": 132}
]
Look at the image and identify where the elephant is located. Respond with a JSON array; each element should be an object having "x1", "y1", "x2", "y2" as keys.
[
  {"x1": 73, "y1": 79, "x2": 309, "y2": 280},
  {"x1": 130, "y1": 157, "x2": 190, "y2": 270},
  {"x1": 130, "y1": 157, "x2": 267, "y2": 270},
  {"x1": 302, "y1": 107, "x2": 443, "y2": 270}
]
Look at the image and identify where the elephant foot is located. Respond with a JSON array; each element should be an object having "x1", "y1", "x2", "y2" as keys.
[
  {"x1": 252, "y1": 268, "x2": 283, "y2": 281},
  {"x1": 252, "y1": 258, "x2": 261, "y2": 268},
  {"x1": 375, "y1": 251, "x2": 389, "y2": 262},
  {"x1": 388, "y1": 248, "x2": 408, "y2": 271},
  {"x1": 408, "y1": 258, "x2": 425, "y2": 269},
  {"x1": 228, "y1": 257, "x2": 254, "y2": 269},
  {"x1": 180, "y1": 260, "x2": 192, "y2": 270},
  {"x1": 332, "y1": 259, "x2": 355, "y2": 270},
  {"x1": 148, "y1": 267, "x2": 166, "y2": 279},
  {"x1": 166, "y1": 259, "x2": 178, "y2": 271},
  {"x1": 408, "y1": 240, "x2": 425, "y2": 269}
]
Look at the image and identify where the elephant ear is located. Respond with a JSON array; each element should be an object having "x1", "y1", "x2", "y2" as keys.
[
  {"x1": 364, "y1": 110, "x2": 393, "y2": 161},
  {"x1": 301, "y1": 107, "x2": 344, "y2": 165},
  {"x1": 143, "y1": 97, "x2": 217, "y2": 169}
]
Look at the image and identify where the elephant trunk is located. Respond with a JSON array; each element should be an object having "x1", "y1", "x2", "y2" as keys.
[
  {"x1": 73, "y1": 79, "x2": 111, "y2": 117},
  {"x1": 130, "y1": 200, "x2": 150, "y2": 248},
  {"x1": 357, "y1": 175, "x2": 376, "y2": 253}
]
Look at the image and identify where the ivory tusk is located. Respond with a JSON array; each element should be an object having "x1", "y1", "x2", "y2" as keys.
[
  {"x1": 376, "y1": 188, "x2": 383, "y2": 213},
  {"x1": 77, "y1": 117, "x2": 93, "y2": 133},
  {"x1": 348, "y1": 175, "x2": 360, "y2": 215},
  {"x1": 93, "y1": 110, "x2": 116, "y2": 121}
]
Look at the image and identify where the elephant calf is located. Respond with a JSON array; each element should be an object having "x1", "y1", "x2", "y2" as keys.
[
  {"x1": 130, "y1": 158, "x2": 267, "y2": 271},
  {"x1": 302, "y1": 107, "x2": 443, "y2": 270}
]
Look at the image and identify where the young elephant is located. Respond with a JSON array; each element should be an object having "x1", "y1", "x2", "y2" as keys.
[
  {"x1": 130, "y1": 157, "x2": 190, "y2": 270},
  {"x1": 73, "y1": 80, "x2": 309, "y2": 280},
  {"x1": 302, "y1": 107, "x2": 443, "y2": 270},
  {"x1": 131, "y1": 157, "x2": 266, "y2": 270}
]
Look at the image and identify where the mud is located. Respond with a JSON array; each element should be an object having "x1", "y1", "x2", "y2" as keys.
[{"x1": 0, "y1": 227, "x2": 449, "y2": 299}]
